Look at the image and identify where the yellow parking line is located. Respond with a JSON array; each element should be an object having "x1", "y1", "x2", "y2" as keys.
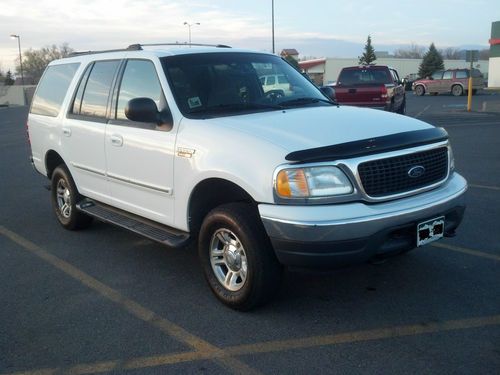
[
  {"x1": 469, "y1": 183, "x2": 500, "y2": 191},
  {"x1": 5, "y1": 315, "x2": 500, "y2": 375},
  {"x1": 0, "y1": 226, "x2": 260, "y2": 375},
  {"x1": 431, "y1": 242, "x2": 500, "y2": 261}
]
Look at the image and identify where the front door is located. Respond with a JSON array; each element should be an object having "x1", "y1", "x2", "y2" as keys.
[{"x1": 104, "y1": 59, "x2": 176, "y2": 226}]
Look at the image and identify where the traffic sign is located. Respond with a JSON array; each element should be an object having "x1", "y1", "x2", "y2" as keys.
[{"x1": 465, "y1": 50, "x2": 479, "y2": 62}]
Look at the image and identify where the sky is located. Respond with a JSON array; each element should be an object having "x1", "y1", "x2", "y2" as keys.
[{"x1": 0, "y1": 0, "x2": 498, "y2": 73}]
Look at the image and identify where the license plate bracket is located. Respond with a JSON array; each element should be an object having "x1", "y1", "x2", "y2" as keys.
[{"x1": 417, "y1": 216, "x2": 445, "y2": 247}]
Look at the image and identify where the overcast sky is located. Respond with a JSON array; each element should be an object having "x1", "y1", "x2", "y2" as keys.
[{"x1": 0, "y1": 0, "x2": 498, "y2": 72}]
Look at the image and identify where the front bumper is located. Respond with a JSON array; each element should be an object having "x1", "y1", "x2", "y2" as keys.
[{"x1": 259, "y1": 172, "x2": 467, "y2": 268}]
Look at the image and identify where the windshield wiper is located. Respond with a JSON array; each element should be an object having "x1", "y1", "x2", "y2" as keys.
[
  {"x1": 188, "y1": 102, "x2": 283, "y2": 115},
  {"x1": 278, "y1": 97, "x2": 335, "y2": 107}
]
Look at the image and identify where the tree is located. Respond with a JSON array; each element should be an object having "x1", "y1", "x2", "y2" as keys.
[
  {"x1": 358, "y1": 35, "x2": 376, "y2": 65},
  {"x1": 15, "y1": 43, "x2": 74, "y2": 84},
  {"x1": 5, "y1": 70, "x2": 15, "y2": 85},
  {"x1": 479, "y1": 49, "x2": 490, "y2": 60},
  {"x1": 393, "y1": 43, "x2": 425, "y2": 59},
  {"x1": 418, "y1": 43, "x2": 444, "y2": 78}
]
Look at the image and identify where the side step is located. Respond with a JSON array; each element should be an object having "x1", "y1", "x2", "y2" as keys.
[{"x1": 76, "y1": 199, "x2": 190, "y2": 248}]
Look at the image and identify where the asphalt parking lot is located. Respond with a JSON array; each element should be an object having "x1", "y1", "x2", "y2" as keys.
[{"x1": 1, "y1": 92, "x2": 499, "y2": 374}]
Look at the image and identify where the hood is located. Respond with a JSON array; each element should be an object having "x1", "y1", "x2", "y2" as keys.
[{"x1": 206, "y1": 105, "x2": 433, "y2": 153}]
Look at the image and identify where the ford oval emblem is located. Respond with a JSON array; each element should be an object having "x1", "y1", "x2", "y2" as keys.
[{"x1": 408, "y1": 165, "x2": 426, "y2": 178}]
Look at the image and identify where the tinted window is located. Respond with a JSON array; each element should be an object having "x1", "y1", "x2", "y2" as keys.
[
  {"x1": 267, "y1": 76, "x2": 276, "y2": 85},
  {"x1": 277, "y1": 75, "x2": 288, "y2": 84},
  {"x1": 31, "y1": 63, "x2": 80, "y2": 117},
  {"x1": 80, "y1": 60, "x2": 120, "y2": 118},
  {"x1": 455, "y1": 70, "x2": 468, "y2": 79},
  {"x1": 338, "y1": 68, "x2": 392, "y2": 85},
  {"x1": 116, "y1": 60, "x2": 164, "y2": 120},
  {"x1": 443, "y1": 71, "x2": 453, "y2": 79}
]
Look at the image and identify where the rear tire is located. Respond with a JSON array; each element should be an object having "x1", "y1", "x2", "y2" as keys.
[
  {"x1": 198, "y1": 203, "x2": 283, "y2": 310},
  {"x1": 415, "y1": 85, "x2": 425, "y2": 96},
  {"x1": 452, "y1": 85, "x2": 463, "y2": 96},
  {"x1": 51, "y1": 165, "x2": 93, "y2": 230}
]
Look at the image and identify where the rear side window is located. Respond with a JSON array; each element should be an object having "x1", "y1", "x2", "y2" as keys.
[
  {"x1": 267, "y1": 76, "x2": 276, "y2": 85},
  {"x1": 31, "y1": 63, "x2": 80, "y2": 117},
  {"x1": 455, "y1": 70, "x2": 469, "y2": 79},
  {"x1": 75, "y1": 60, "x2": 120, "y2": 118}
]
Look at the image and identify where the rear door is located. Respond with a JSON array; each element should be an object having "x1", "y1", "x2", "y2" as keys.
[
  {"x1": 62, "y1": 59, "x2": 121, "y2": 202},
  {"x1": 104, "y1": 58, "x2": 176, "y2": 226}
]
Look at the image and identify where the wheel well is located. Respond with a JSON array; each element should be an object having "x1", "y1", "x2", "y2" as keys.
[
  {"x1": 188, "y1": 178, "x2": 256, "y2": 234},
  {"x1": 45, "y1": 150, "x2": 65, "y2": 179},
  {"x1": 415, "y1": 84, "x2": 425, "y2": 91}
]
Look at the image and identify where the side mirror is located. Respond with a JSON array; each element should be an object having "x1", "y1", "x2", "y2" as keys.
[
  {"x1": 125, "y1": 97, "x2": 173, "y2": 130},
  {"x1": 320, "y1": 86, "x2": 336, "y2": 101}
]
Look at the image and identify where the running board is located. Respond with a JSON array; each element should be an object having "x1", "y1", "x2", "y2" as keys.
[{"x1": 76, "y1": 199, "x2": 190, "y2": 248}]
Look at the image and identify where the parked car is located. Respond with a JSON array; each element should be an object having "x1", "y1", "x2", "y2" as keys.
[
  {"x1": 334, "y1": 65, "x2": 406, "y2": 114},
  {"x1": 259, "y1": 73, "x2": 293, "y2": 96},
  {"x1": 28, "y1": 44, "x2": 467, "y2": 310},
  {"x1": 413, "y1": 69, "x2": 484, "y2": 96}
]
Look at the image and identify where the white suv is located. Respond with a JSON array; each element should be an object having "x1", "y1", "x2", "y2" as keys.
[{"x1": 28, "y1": 44, "x2": 467, "y2": 310}]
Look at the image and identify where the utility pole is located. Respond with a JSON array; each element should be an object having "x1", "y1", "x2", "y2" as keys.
[{"x1": 271, "y1": 0, "x2": 275, "y2": 54}]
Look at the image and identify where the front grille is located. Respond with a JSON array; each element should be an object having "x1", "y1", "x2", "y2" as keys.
[{"x1": 358, "y1": 147, "x2": 448, "y2": 197}]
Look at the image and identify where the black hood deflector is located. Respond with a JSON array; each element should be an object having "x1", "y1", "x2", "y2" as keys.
[{"x1": 285, "y1": 127, "x2": 448, "y2": 163}]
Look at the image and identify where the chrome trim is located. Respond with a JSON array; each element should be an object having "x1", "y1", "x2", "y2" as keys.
[
  {"x1": 107, "y1": 173, "x2": 173, "y2": 195},
  {"x1": 273, "y1": 140, "x2": 451, "y2": 205},
  {"x1": 71, "y1": 162, "x2": 106, "y2": 176}
]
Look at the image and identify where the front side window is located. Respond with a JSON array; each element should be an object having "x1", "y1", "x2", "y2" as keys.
[
  {"x1": 431, "y1": 71, "x2": 444, "y2": 80},
  {"x1": 78, "y1": 60, "x2": 120, "y2": 118},
  {"x1": 443, "y1": 71, "x2": 453, "y2": 79},
  {"x1": 31, "y1": 63, "x2": 80, "y2": 117},
  {"x1": 162, "y1": 52, "x2": 329, "y2": 118},
  {"x1": 116, "y1": 60, "x2": 165, "y2": 120}
]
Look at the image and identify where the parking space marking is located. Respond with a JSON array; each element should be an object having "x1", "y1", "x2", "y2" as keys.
[
  {"x1": 431, "y1": 242, "x2": 500, "y2": 261},
  {"x1": 0, "y1": 226, "x2": 261, "y2": 375},
  {"x1": 469, "y1": 183, "x2": 500, "y2": 191},
  {"x1": 6, "y1": 315, "x2": 500, "y2": 375},
  {"x1": 414, "y1": 104, "x2": 431, "y2": 118}
]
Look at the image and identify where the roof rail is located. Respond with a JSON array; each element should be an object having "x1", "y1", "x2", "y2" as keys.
[
  {"x1": 127, "y1": 43, "x2": 232, "y2": 49},
  {"x1": 67, "y1": 44, "x2": 141, "y2": 57}
]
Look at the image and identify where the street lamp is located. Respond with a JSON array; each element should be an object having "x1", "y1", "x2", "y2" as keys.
[
  {"x1": 10, "y1": 34, "x2": 24, "y2": 85},
  {"x1": 183, "y1": 22, "x2": 200, "y2": 46}
]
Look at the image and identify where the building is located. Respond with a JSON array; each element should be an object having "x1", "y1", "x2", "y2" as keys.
[
  {"x1": 489, "y1": 21, "x2": 500, "y2": 88},
  {"x1": 299, "y1": 57, "x2": 489, "y2": 86}
]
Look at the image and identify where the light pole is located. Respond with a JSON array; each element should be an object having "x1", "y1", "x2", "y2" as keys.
[
  {"x1": 10, "y1": 34, "x2": 24, "y2": 85},
  {"x1": 183, "y1": 22, "x2": 200, "y2": 46},
  {"x1": 271, "y1": 0, "x2": 275, "y2": 54}
]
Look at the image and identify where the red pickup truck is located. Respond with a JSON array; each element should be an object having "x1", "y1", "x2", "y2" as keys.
[{"x1": 332, "y1": 65, "x2": 406, "y2": 114}]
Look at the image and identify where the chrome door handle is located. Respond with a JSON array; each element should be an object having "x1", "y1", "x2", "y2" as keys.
[
  {"x1": 62, "y1": 127, "x2": 72, "y2": 137},
  {"x1": 110, "y1": 134, "x2": 123, "y2": 147}
]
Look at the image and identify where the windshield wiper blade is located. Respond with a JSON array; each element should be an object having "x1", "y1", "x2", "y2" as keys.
[{"x1": 279, "y1": 97, "x2": 335, "y2": 107}]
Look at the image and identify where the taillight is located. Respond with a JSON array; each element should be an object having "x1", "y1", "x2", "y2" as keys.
[{"x1": 380, "y1": 85, "x2": 388, "y2": 99}]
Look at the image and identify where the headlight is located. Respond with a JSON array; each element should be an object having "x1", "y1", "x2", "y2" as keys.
[{"x1": 275, "y1": 166, "x2": 353, "y2": 198}]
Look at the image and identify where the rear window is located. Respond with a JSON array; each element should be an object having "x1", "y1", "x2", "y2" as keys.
[
  {"x1": 338, "y1": 68, "x2": 392, "y2": 86},
  {"x1": 30, "y1": 63, "x2": 80, "y2": 117}
]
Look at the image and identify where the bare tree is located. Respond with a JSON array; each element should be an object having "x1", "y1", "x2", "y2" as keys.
[
  {"x1": 479, "y1": 49, "x2": 490, "y2": 60},
  {"x1": 15, "y1": 43, "x2": 74, "y2": 84},
  {"x1": 439, "y1": 47, "x2": 462, "y2": 60},
  {"x1": 393, "y1": 43, "x2": 425, "y2": 59}
]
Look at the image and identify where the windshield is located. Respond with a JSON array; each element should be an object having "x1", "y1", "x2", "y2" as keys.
[{"x1": 161, "y1": 52, "x2": 329, "y2": 118}]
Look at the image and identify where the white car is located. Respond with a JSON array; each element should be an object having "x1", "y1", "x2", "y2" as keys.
[
  {"x1": 259, "y1": 74, "x2": 293, "y2": 96},
  {"x1": 28, "y1": 43, "x2": 467, "y2": 310}
]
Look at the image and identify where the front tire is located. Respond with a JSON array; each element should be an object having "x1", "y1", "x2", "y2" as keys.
[
  {"x1": 198, "y1": 203, "x2": 283, "y2": 310},
  {"x1": 51, "y1": 165, "x2": 92, "y2": 230},
  {"x1": 415, "y1": 85, "x2": 425, "y2": 96},
  {"x1": 452, "y1": 85, "x2": 463, "y2": 96}
]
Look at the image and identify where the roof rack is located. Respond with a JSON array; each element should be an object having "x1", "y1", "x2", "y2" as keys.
[
  {"x1": 127, "y1": 43, "x2": 232, "y2": 49},
  {"x1": 66, "y1": 42, "x2": 231, "y2": 58}
]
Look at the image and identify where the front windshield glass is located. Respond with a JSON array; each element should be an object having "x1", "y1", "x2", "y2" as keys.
[{"x1": 161, "y1": 52, "x2": 329, "y2": 118}]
